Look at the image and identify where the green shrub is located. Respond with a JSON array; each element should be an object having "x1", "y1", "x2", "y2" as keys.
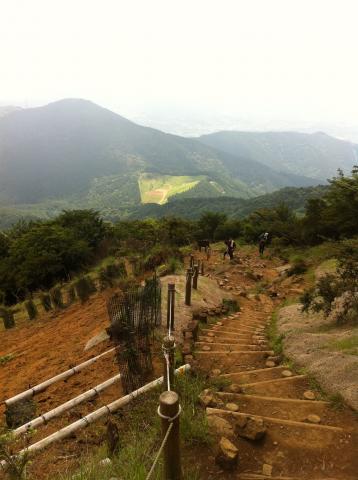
[
  {"x1": 167, "y1": 257, "x2": 183, "y2": 274},
  {"x1": 288, "y1": 256, "x2": 308, "y2": 276},
  {"x1": 67, "y1": 285, "x2": 76, "y2": 305},
  {"x1": 50, "y1": 286, "x2": 64, "y2": 309},
  {"x1": 0, "y1": 307, "x2": 15, "y2": 329},
  {"x1": 39, "y1": 293, "x2": 52, "y2": 311},
  {"x1": 24, "y1": 299, "x2": 37, "y2": 320},
  {"x1": 75, "y1": 277, "x2": 96, "y2": 303}
]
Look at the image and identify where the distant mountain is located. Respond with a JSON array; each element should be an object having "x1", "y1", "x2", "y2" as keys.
[
  {"x1": 199, "y1": 131, "x2": 358, "y2": 181},
  {"x1": 128, "y1": 185, "x2": 328, "y2": 220},
  {"x1": 0, "y1": 105, "x2": 21, "y2": 118},
  {"x1": 0, "y1": 99, "x2": 319, "y2": 215}
]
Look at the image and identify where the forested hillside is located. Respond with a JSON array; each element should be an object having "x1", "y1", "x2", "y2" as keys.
[
  {"x1": 200, "y1": 130, "x2": 358, "y2": 180},
  {"x1": 0, "y1": 99, "x2": 318, "y2": 214}
]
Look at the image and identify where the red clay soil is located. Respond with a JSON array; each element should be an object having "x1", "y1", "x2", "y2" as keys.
[{"x1": 1, "y1": 246, "x2": 357, "y2": 480}]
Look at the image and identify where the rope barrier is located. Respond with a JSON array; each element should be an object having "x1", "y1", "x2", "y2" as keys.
[
  {"x1": 145, "y1": 423, "x2": 173, "y2": 480},
  {"x1": 145, "y1": 405, "x2": 182, "y2": 480}
]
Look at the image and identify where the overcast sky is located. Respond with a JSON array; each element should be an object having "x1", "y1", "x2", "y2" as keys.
[{"x1": 1, "y1": 0, "x2": 358, "y2": 128}]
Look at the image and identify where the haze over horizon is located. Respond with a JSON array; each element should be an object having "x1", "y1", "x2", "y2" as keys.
[{"x1": 1, "y1": 0, "x2": 358, "y2": 137}]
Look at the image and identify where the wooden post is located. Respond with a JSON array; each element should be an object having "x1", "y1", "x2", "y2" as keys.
[
  {"x1": 189, "y1": 254, "x2": 194, "y2": 268},
  {"x1": 185, "y1": 268, "x2": 192, "y2": 306},
  {"x1": 192, "y1": 265, "x2": 199, "y2": 290},
  {"x1": 206, "y1": 247, "x2": 211, "y2": 260},
  {"x1": 167, "y1": 283, "x2": 175, "y2": 332},
  {"x1": 162, "y1": 336, "x2": 175, "y2": 391},
  {"x1": 200, "y1": 260, "x2": 204, "y2": 275},
  {"x1": 159, "y1": 391, "x2": 182, "y2": 480}
]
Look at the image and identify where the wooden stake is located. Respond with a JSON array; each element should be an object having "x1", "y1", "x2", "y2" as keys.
[
  {"x1": 185, "y1": 268, "x2": 192, "y2": 306},
  {"x1": 159, "y1": 391, "x2": 182, "y2": 480},
  {"x1": 192, "y1": 265, "x2": 199, "y2": 290}
]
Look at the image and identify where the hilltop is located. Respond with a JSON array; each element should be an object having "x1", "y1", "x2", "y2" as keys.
[
  {"x1": 0, "y1": 99, "x2": 321, "y2": 223},
  {"x1": 199, "y1": 130, "x2": 358, "y2": 180}
]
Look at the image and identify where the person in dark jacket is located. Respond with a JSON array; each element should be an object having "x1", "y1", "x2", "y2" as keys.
[
  {"x1": 258, "y1": 232, "x2": 269, "y2": 256},
  {"x1": 224, "y1": 238, "x2": 236, "y2": 260}
]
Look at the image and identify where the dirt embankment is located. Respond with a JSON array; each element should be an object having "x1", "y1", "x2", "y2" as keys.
[{"x1": 277, "y1": 304, "x2": 358, "y2": 410}]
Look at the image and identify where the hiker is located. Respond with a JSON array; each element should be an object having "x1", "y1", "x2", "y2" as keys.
[
  {"x1": 224, "y1": 238, "x2": 236, "y2": 260},
  {"x1": 258, "y1": 232, "x2": 269, "y2": 256}
]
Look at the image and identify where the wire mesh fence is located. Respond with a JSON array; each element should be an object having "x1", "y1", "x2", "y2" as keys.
[{"x1": 107, "y1": 275, "x2": 161, "y2": 393}]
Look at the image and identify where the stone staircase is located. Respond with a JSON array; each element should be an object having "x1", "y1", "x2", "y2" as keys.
[{"x1": 194, "y1": 310, "x2": 358, "y2": 479}]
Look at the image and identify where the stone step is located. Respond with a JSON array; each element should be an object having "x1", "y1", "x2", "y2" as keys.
[
  {"x1": 198, "y1": 335, "x2": 267, "y2": 345},
  {"x1": 239, "y1": 375, "x2": 314, "y2": 399},
  {"x1": 214, "y1": 392, "x2": 338, "y2": 425},
  {"x1": 220, "y1": 365, "x2": 286, "y2": 382},
  {"x1": 195, "y1": 342, "x2": 265, "y2": 352},
  {"x1": 207, "y1": 407, "x2": 345, "y2": 432},
  {"x1": 202, "y1": 328, "x2": 259, "y2": 338}
]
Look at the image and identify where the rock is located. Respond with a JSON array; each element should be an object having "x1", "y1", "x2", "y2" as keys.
[
  {"x1": 235, "y1": 416, "x2": 267, "y2": 441},
  {"x1": 265, "y1": 360, "x2": 276, "y2": 368},
  {"x1": 267, "y1": 355, "x2": 281, "y2": 363},
  {"x1": 303, "y1": 390, "x2": 316, "y2": 401},
  {"x1": 99, "y1": 457, "x2": 112, "y2": 466},
  {"x1": 306, "y1": 414, "x2": 321, "y2": 424},
  {"x1": 281, "y1": 370, "x2": 293, "y2": 377},
  {"x1": 202, "y1": 345, "x2": 211, "y2": 351},
  {"x1": 226, "y1": 403, "x2": 239, "y2": 412},
  {"x1": 199, "y1": 389, "x2": 215, "y2": 407},
  {"x1": 181, "y1": 343, "x2": 191, "y2": 355},
  {"x1": 206, "y1": 337, "x2": 214, "y2": 343},
  {"x1": 228, "y1": 383, "x2": 242, "y2": 394},
  {"x1": 217, "y1": 321, "x2": 223, "y2": 326},
  {"x1": 211, "y1": 369, "x2": 221, "y2": 376},
  {"x1": 262, "y1": 463, "x2": 273, "y2": 476},
  {"x1": 84, "y1": 330, "x2": 109, "y2": 351},
  {"x1": 207, "y1": 332, "x2": 215, "y2": 337},
  {"x1": 199, "y1": 390, "x2": 224, "y2": 408},
  {"x1": 219, "y1": 281, "x2": 224, "y2": 287},
  {"x1": 185, "y1": 329, "x2": 194, "y2": 340},
  {"x1": 207, "y1": 415, "x2": 234, "y2": 437},
  {"x1": 215, "y1": 437, "x2": 239, "y2": 471}
]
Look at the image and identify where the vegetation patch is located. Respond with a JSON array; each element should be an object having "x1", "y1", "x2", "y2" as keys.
[
  {"x1": 139, "y1": 174, "x2": 203, "y2": 204},
  {"x1": 322, "y1": 335, "x2": 358, "y2": 356}
]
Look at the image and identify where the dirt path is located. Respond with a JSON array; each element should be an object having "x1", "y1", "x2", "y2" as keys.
[{"x1": 194, "y1": 246, "x2": 358, "y2": 479}]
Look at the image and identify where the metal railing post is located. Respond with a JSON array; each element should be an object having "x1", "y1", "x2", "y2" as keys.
[
  {"x1": 159, "y1": 391, "x2": 182, "y2": 480},
  {"x1": 185, "y1": 268, "x2": 192, "y2": 306}
]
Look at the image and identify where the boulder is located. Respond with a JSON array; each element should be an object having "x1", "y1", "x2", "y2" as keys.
[
  {"x1": 235, "y1": 416, "x2": 267, "y2": 441},
  {"x1": 281, "y1": 370, "x2": 293, "y2": 378},
  {"x1": 215, "y1": 437, "x2": 239, "y2": 471},
  {"x1": 207, "y1": 415, "x2": 234, "y2": 437},
  {"x1": 265, "y1": 360, "x2": 276, "y2": 368}
]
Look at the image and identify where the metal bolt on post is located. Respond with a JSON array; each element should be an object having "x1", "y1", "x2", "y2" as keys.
[
  {"x1": 185, "y1": 268, "x2": 192, "y2": 306},
  {"x1": 159, "y1": 391, "x2": 182, "y2": 480}
]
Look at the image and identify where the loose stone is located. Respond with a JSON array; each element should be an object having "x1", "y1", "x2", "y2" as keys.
[{"x1": 303, "y1": 390, "x2": 316, "y2": 401}]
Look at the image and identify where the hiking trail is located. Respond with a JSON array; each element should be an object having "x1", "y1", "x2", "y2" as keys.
[{"x1": 194, "y1": 245, "x2": 358, "y2": 480}]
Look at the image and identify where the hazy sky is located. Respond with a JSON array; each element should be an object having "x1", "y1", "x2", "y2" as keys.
[{"x1": 1, "y1": 0, "x2": 358, "y2": 126}]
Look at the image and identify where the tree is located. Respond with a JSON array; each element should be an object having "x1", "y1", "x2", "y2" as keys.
[
  {"x1": 198, "y1": 212, "x2": 227, "y2": 240},
  {"x1": 7, "y1": 224, "x2": 90, "y2": 291},
  {"x1": 54, "y1": 209, "x2": 106, "y2": 249}
]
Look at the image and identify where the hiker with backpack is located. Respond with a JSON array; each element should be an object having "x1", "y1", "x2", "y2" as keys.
[
  {"x1": 224, "y1": 238, "x2": 236, "y2": 260},
  {"x1": 258, "y1": 232, "x2": 269, "y2": 256}
]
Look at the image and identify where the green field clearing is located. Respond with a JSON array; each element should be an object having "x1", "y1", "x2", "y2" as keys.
[{"x1": 138, "y1": 173, "x2": 204, "y2": 204}]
